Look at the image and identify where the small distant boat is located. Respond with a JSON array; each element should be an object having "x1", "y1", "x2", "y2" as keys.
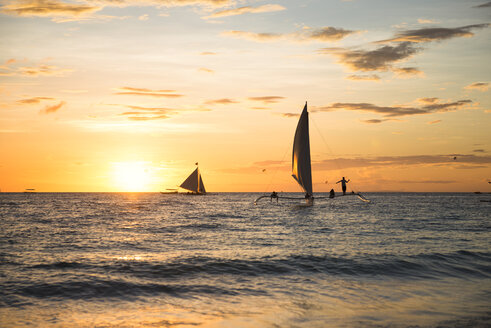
[
  {"x1": 178, "y1": 165, "x2": 206, "y2": 195},
  {"x1": 255, "y1": 102, "x2": 369, "y2": 205},
  {"x1": 160, "y1": 189, "x2": 178, "y2": 194},
  {"x1": 23, "y1": 188, "x2": 36, "y2": 193}
]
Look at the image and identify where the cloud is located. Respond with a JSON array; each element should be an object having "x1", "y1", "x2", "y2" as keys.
[
  {"x1": 200, "y1": 52, "x2": 217, "y2": 55},
  {"x1": 318, "y1": 98, "x2": 473, "y2": 118},
  {"x1": 392, "y1": 67, "x2": 424, "y2": 77},
  {"x1": 313, "y1": 154, "x2": 491, "y2": 171},
  {"x1": 205, "y1": 98, "x2": 238, "y2": 105},
  {"x1": 40, "y1": 100, "x2": 65, "y2": 114},
  {"x1": 379, "y1": 24, "x2": 490, "y2": 43},
  {"x1": 221, "y1": 154, "x2": 491, "y2": 175},
  {"x1": 361, "y1": 118, "x2": 394, "y2": 124},
  {"x1": 473, "y1": 1, "x2": 491, "y2": 8},
  {"x1": 198, "y1": 67, "x2": 214, "y2": 73},
  {"x1": 222, "y1": 30, "x2": 283, "y2": 42},
  {"x1": 417, "y1": 19, "x2": 439, "y2": 24},
  {"x1": 203, "y1": 4, "x2": 285, "y2": 19},
  {"x1": 114, "y1": 86, "x2": 183, "y2": 98},
  {"x1": 318, "y1": 24, "x2": 489, "y2": 75},
  {"x1": 249, "y1": 96, "x2": 285, "y2": 104},
  {"x1": 464, "y1": 82, "x2": 489, "y2": 92},
  {"x1": 17, "y1": 96, "x2": 55, "y2": 104},
  {"x1": 114, "y1": 104, "x2": 210, "y2": 120},
  {"x1": 1, "y1": 0, "x2": 233, "y2": 22},
  {"x1": 305, "y1": 26, "x2": 357, "y2": 42},
  {"x1": 320, "y1": 42, "x2": 420, "y2": 71},
  {"x1": 473, "y1": 149, "x2": 485, "y2": 153},
  {"x1": 138, "y1": 14, "x2": 149, "y2": 20},
  {"x1": 427, "y1": 119, "x2": 441, "y2": 124},
  {"x1": 346, "y1": 74, "x2": 381, "y2": 81},
  {"x1": 1, "y1": 0, "x2": 101, "y2": 17},
  {"x1": 223, "y1": 26, "x2": 356, "y2": 43},
  {"x1": 278, "y1": 113, "x2": 299, "y2": 118},
  {"x1": 0, "y1": 62, "x2": 73, "y2": 77}
]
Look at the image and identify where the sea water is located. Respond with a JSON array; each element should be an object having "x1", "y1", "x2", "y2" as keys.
[{"x1": 0, "y1": 192, "x2": 490, "y2": 327}]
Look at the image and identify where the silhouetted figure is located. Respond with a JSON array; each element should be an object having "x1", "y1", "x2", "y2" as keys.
[
  {"x1": 329, "y1": 189, "x2": 335, "y2": 198},
  {"x1": 270, "y1": 191, "x2": 278, "y2": 202},
  {"x1": 336, "y1": 177, "x2": 350, "y2": 195}
]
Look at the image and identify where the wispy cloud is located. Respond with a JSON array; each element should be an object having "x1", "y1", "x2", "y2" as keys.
[
  {"x1": 17, "y1": 96, "x2": 56, "y2": 104},
  {"x1": 1, "y1": 0, "x2": 100, "y2": 18},
  {"x1": 198, "y1": 67, "x2": 214, "y2": 73},
  {"x1": 277, "y1": 112, "x2": 299, "y2": 118},
  {"x1": 40, "y1": 100, "x2": 65, "y2": 114},
  {"x1": 200, "y1": 52, "x2": 217, "y2": 55},
  {"x1": 223, "y1": 26, "x2": 357, "y2": 43},
  {"x1": 1, "y1": 0, "x2": 233, "y2": 22},
  {"x1": 0, "y1": 62, "x2": 73, "y2": 77},
  {"x1": 473, "y1": 1, "x2": 491, "y2": 8},
  {"x1": 114, "y1": 87, "x2": 183, "y2": 98},
  {"x1": 221, "y1": 154, "x2": 491, "y2": 174},
  {"x1": 417, "y1": 18, "x2": 439, "y2": 24},
  {"x1": 392, "y1": 67, "x2": 424, "y2": 77},
  {"x1": 249, "y1": 96, "x2": 285, "y2": 104},
  {"x1": 205, "y1": 98, "x2": 238, "y2": 105},
  {"x1": 361, "y1": 118, "x2": 396, "y2": 124},
  {"x1": 427, "y1": 119, "x2": 442, "y2": 124},
  {"x1": 464, "y1": 82, "x2": 489, "y2": 92},
  {"x1": 317, "y1": 98, "x2": 473, "y2": 119},
  {"x1": 203, "y1": 4, "x2": 285, "y2": 19},
  {"x1": 378, "y1": 24, "x2": 490, "y2": 43},
  {"x1": 346, "y1": 74, "x2": 381, "y2": 81},
  {"x1": 312, "y1": 154, "x2": 491, "y2": 171},
  {"x1": 114, "y1": 104, "x2": 210, "y2": 121}
]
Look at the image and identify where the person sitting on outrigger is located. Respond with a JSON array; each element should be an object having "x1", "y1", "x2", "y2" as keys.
[
  {"x1": 329, "y1": 189, "x2": 335, "y2": 198},
  {"x1": 336, "y1": 177, "x2": 350, "y2": 195},
  {"x1": 270, "y1": 191, "x2": 278, "y2": 202}
]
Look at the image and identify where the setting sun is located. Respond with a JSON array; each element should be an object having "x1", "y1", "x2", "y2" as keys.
[{"x1": 112, "y1": 162, "x2": 152, "y2": 192}]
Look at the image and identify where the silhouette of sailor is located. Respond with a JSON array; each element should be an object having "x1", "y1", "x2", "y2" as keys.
[
  {"x1": 270, "y1": 191, "x2": 278, "y2": 202},
  {"x1": 329, "y1": 189, "x2": 335, "y2": 198},
  {"x1": 336, "y1": 177, "x2": 350, "y2": 195}
]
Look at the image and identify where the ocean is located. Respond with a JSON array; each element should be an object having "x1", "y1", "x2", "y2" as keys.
[{"x1": 1, "y1": 192, "x2": 490, "y2": 327}]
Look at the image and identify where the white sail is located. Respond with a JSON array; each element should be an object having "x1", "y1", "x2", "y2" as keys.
[
  {"x1": 179, "y1": 167, "x2": 206, "y2": 194},
  {"x1": 292, "y1": 102, "x2": 313, "y2": 196}
]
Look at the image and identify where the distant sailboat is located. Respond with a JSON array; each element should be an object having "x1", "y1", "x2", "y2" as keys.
[
  {"x1": 255, "y1": 102, "x2": 369, "y2": 205},
  {"x1": 179, "y1": 165, "x2": 206, "y2": 195}
]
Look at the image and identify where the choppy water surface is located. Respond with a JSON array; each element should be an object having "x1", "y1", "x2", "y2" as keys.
[{"x1": 1, "y1": 192, "x2": 490, "y2": 327}]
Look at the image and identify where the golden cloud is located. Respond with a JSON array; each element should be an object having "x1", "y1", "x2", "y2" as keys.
[
  {"x1": 40, "y1": 100, "x2": 65, "y2": 114},
  {"x1": 249, "y1": 96, "x2": 285, "y2": 104},
  {"x1": 114, "y1": 87, "x2": 183, "y2": 98},
  {"x1": 1, "y1": 0, "x2": 100, "y2": 17},
  {"x1": 203, "y1": 4, "x2": 285, "y2": 19}
]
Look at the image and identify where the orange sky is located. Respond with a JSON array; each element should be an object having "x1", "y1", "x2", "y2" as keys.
[{"x1": 1, "y1": 0, "x2": 490, "y2": 192}]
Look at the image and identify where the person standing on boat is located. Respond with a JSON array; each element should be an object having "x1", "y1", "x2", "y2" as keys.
[{"x1": 336, "y1": 177, "x2": 350, "y2": 195}]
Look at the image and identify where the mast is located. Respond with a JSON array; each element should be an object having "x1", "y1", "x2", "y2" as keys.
[{"x1": 291, "y1": 102, "x2": 313, "y2": 196}]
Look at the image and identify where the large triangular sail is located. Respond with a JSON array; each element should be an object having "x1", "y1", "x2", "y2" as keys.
[
  {"x1": 291, "y1": 102, "x2": 313, "y2": 196},
  {"x1": 179, "y1": 167, "x2": 206, "y2": 193}
]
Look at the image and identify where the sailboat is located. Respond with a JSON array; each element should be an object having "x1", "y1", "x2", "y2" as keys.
[
  {"x1": 255, "y1": 102, "x2": 369, "y2": 205},
  {"x1": 178, "y1": 165, "x2": 206, "y2": 195}
]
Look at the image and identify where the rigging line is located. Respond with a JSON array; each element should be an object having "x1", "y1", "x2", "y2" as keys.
[
  {"x1": 310, "y1": 116, "x2": 361, "y2": 192},
  {"x1": 263, "y1": 139, "x2": 291, "y2": 194}
]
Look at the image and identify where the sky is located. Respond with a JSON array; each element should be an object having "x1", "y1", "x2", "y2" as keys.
[{"x1": 0, "y1": 0, "x2": 490, "y2": 192}]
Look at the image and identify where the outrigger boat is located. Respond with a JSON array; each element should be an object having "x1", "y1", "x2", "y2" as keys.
[{"x1": 254, "y1": 102, "x2": 370, "y2": 206}]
